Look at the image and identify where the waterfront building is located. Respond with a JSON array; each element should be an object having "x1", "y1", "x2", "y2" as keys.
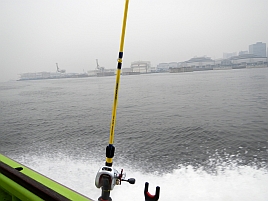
[
  {"x1": 150, "y1": 66, "x2": 157, "y2": 73},
  {"x1": 156, "y1": 62, "x2": 181, "y2": 72},
  {"x1": 249, "y1": 42, "x2": 266, "y2": 57},
  {"x1": 168, "y1": 62, "x2": 178, "y2": 68},
  {"x1": 239, "y1": 51, "x2": 248, "y2": 56},
  {"x1": 130, "y1": 61, "x2": 151, "y2": 73},
  {"x1": 183, "y1": 57, "x2": 215, "y2": 71},
  {"x1": 169, "y1": 57, "x2": 215, "y2": 72},
  {"x1": 156, "y1": 63, "x2": 170, "y2": 72},
  {"x1": 169, "y1": 67, "x2": 193, "y2": 73},
  {"x1": 212, "y1": 59, "x2": 232, "y2": 70},
  {"x1": 223, "y1": 52, "x2": 237, "y2": 59},
  {"x1": 230, "y1": 54, "x2": 267, "y2": 68},
  {"x1": 19, "y1": 72, "x2": 51, "y2": 80}
]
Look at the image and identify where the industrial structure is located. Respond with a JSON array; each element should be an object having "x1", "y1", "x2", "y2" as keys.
[
  {"x1": 56, "y1": 63, "x2": 66, "y2": 73},
  {"x1": 130, "y1": 61, "x2": 151, "y2": 73},
  {"x1": 95, "y1": 59, "x2": 115, "y2": 77}
]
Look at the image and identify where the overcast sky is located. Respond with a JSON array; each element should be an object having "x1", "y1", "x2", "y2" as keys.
[{"x1": 1, "y1": 0, "x2": 267, "y2": 82}]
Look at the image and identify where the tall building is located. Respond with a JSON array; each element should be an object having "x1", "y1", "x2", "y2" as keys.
[{"x1": 249, "y1": 42, "x2": 266, "y2": 57}]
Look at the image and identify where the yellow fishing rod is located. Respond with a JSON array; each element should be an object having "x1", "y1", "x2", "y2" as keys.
[
  {"x1": 106, "y1": 0, "x2": 129, "y2": 167},
  {"x1": 95, "y1": 2, "x2": 160, "y2": 200},
  {"x1": 95, "y1": 1, "x2": 135, "y2": 200}
]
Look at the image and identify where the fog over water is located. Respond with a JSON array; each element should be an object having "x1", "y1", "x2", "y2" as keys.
[{"x1": 1, "y1": 0, "x2": 268, "y2": 82}]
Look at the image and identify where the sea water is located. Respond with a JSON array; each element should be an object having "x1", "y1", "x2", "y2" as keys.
[{"x1": 1, "y1": 68, "x2": 268, "y2": 200}]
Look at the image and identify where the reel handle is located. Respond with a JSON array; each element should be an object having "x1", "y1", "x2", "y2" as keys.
[{"x1": 122, "y1": 178, "x2": 135, "y2": 184}]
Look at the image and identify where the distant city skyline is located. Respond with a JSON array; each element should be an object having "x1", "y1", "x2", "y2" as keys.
[
  {"x1": 1, "y1": 0, "x2": 267, "y2": 82},
  {"x1": 223, "y1": 42, "x2": 267, "y2": 59}
]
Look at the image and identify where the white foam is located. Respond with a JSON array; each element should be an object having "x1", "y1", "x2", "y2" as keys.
[{"x1": 14, "y1": 154, "x2": 268, "y2": 201}]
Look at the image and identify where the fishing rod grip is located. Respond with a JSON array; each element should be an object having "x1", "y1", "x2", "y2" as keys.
[{"x1": 98, "y1": 176, "x2": 112, "y2": 201}]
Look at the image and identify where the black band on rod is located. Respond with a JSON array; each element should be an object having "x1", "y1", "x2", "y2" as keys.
[
  {"x1": 118, "y1": 52, "x2": 123, "y2": 59},
  {"x1": 117, "y1": 62, "x2": 122, "y2": 70}
]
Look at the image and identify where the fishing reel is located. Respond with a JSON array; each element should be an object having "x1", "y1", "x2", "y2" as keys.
[{"x1": 95, "y1": 166, "x2": 135, "y2": 200}]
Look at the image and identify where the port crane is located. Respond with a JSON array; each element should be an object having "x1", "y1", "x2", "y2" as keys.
[
  {"x1": 96, "y1": 59, "x2": 105, "y2": 72},
  {"x1": 56, "y1": 63, "x2": 66, "y2": 73}
]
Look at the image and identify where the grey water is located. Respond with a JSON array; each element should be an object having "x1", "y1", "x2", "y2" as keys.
[{"x1": 1, "y1": 68, "x2": 268, "y2": 200}]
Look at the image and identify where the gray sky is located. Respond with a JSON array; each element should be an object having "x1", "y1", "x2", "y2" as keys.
[{"x1": 1, "y1": 0, "x2": 267, "y2": 82}]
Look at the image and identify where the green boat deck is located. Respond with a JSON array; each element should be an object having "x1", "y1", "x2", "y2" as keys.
[{"x1": 0, "y1": 154, "x2": 93, "y2": 201}]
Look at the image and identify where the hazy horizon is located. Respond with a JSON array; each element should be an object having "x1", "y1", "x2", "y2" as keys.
[{"x1": 1, "y1": 0, "x2": 267, "y2": 82}]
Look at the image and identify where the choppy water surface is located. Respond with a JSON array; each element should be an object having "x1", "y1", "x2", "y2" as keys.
[{"x1": 1, "y1": 68, "x2": 268, "y2": 200}]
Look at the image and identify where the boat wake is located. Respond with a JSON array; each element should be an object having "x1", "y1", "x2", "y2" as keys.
[{"x1": 10, "y1": 153, "x2": 268, "y2": 201}]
